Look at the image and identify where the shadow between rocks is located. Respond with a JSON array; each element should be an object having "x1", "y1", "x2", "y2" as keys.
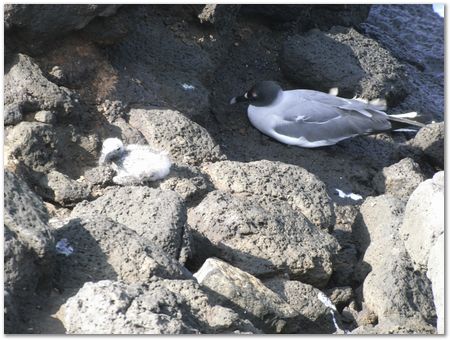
[{"x1": 19, "y1": 218, "x2": 119, "y2": 334}]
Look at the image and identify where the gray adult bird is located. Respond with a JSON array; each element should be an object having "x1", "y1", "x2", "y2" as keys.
[{"x1": 230, "y1": 81, "x2": 424, "y2": 148}]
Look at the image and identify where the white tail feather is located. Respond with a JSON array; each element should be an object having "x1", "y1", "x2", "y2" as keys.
[
  {"x1": 389, "y1": 111, "x2": 418, "y2": 119},
  {"x1": 329, "y1": 87, "x2": 339, "y2": 96}
]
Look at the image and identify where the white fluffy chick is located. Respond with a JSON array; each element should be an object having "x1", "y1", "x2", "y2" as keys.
[{"x1": 99, "y1": 138, "x2": 171, "y2": 185}]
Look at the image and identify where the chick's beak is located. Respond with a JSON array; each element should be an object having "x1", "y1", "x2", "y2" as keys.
[{"x1": 230, "y1": 92, "x2": 249, "y2": 105}]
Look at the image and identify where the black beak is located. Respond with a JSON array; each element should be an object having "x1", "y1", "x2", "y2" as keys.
[{"x1": 230, "y1": 93, "x2": 249, "y2": 105}]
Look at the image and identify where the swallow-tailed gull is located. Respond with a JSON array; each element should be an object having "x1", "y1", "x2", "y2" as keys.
[{"x1": 230, "y1": 81, "x2": 424, "y2": 148}]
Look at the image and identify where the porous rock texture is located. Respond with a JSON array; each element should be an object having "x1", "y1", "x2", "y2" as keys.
[
  {"x1": 355, "y1": 195, "x2": 437, "y2": 333},
  {"x1": 188, "y1": 191, "x2": 338, "y2": 287},
  {"x1": 60, "y1": 279, "x2": 259, "y2": 334},
  {"x1": 4, "y1": 4, "x2": 443, "y2": 335},
  {"x1": 373, "y1": 157, "x2": 426, "y2": 200},
  {"x1": 202, "y1": 160, "x2": 334, "y2": 230},
  {"x1": 71, "y1": 186, "x2": 187, "y2": 260}
]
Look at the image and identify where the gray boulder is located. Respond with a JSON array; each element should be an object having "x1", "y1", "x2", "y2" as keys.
[
  {"x1": 373, "y1": 158, "x2": 426, "y2": 200},
  {"x1": 426, "y1": 234, "x2": 444, "y2": 334},
  {"x1": 61, "y1": 278, "x2": 258, "y2": 334},
  {"x1": 400, "y1": 171, "x2": 444, "y2": 271},
  {"x1": 202, "y1": 160, "x2": 334, "y2": 231},
  {"x1": 4, "y1": 226, "x2": 43, "y2": 298},
  {"x1": 129, "y1": 108, "x2": 224, "y2": 165},
  {"x1": 71, "y1": 186, "x2": 187, "y2": 260},
  {"x1": 4, "y1": 54, "x2": 77, "y2": 119},
  {"x1": 53, "y1": 216, "x2": 190, "y2": 285},
  {"x1": 4, "y1": 171, "x2": 55, "y2": 333},
  {"x1": 4, "y1": 170, "x2": 53, "y2": 256},
  {"x1": 408, "y1": 123, "x2": 444, "y2": 169},
  {"x1": 357, "y1": 195, "x2": 436, "y2": 330},
  {"x1": 5, "y1": 122, "x2": 57, "y2": 173},
  {"x1": 281, "y1": 27, "x2": 407, "y2": 102},
  {"x1": 37, "y1": 170, "x2": 90, "y2": 207},
  {"x1": 194, "y1": 258, "x2": 296, "y2": 333},
  {"x1": 188, "y1": 190, "x2": 338, "y2": 287}
]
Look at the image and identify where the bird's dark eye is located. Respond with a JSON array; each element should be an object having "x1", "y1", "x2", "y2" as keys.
[{"x1": 116, "y1": 147, "x2": 121, "y2": 151}]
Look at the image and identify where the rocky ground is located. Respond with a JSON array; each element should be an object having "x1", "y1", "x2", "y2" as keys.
[{"x1": 4, "y1": 4, "x2": 444, "y2": 334}]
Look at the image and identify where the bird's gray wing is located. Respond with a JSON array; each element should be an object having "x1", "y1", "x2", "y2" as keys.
[{"x1": 275, "y1": 96, "x2": 391, "y2": 142}]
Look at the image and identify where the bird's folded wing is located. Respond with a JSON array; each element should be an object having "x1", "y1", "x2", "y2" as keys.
[{"x1": 275, "y1": 99, "x2": 391, "y2": 142}]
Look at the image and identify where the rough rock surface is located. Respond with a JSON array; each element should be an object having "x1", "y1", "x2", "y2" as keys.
[
  {"x1": 194, "y1": 258, "x2": 297, "y2": 333},
  {"x1": 363, "y1": 5, "x2": 444, "y2": 120},
  {"x1": 3, "y1": 3, "x2": 444, "y2": 335},
  {"x1": 408, "y1": 123, "x2": 444, "y2": 169},
  {"x1": 240, "y1": 5, "x2": 370, "y2": 31},
  {"x1": 129, "y1": 108, "x2": 224, "y2": 165},
  {"x1": 426, "y1": 234, "x2": 444, "y2": 334},
  {"x1": 400, "y1": 171, "x2": 444, "y2": 271},
  {"x1": 61, "y1": 279, "x2": 259, "y2": 334},
  {"x1": 281, "y1": 27, "x2": 406, "y2": 102},
  {"x1": 4, "y1": 54, "x2": 77, "y2": 120},
  {"x1": 202, "y1": 160, "x2": 334, "y2": 230},
  {"x1": 54, "y1": 216, "x2": 191, "y2": 284},
  {"x1": 4, "y1": 170, "x2": 54, "y2": 256},
  {"x1": 5, "y1": 122, "x2": 58, "y2": 173},
  {"x1": 188, "y1": 191, "x2": 338, "y2": 287},
  {"x1": 156, "y1": 163, "x2": 211, "y2": 203},
  {"x1": 4, "y1": 171, "x2": 55, "y2": 333},
  {"x1": 264, "y1": 277, "x2": 341, "y2": 333},
  {"x1": 357, "y1": 195, "x2": 436, "y2": 330},
  {"x1": 373, "y1": 158, "x2": 426, "y2": 200},
  {"x1": 37, "y1": 170, "x2": 90, "y2": 206},
  {"x1": 82, "y1": 166, "x2": 115, "y2": 187},
  {"x1": 328, "y1": 204, "x2": 359, "y2": 286},
  {"x1": 71, "y1": 186, "x2": 187, "y2": 260},
  {"x1": 5, "y1": 4, "x2": 120, "y2": 52}
]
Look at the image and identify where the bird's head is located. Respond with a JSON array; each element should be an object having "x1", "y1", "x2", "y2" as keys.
[
  {"x1": 230, "y1": 81, "x2": 283, "y2": 107},
  {"x1": 99, "y1": 138, "x2": 124, "y2": 165}
]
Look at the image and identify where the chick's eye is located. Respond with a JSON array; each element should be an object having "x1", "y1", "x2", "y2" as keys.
[{"x1": 115, "y1": 147, "x2": 121, "y2": 151}]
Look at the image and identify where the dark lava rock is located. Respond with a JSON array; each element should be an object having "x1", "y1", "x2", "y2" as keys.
[
  {"x1": 5, "y1": 53, "x2": 78, "y2": 120},
  {"x1": 408, "y1": 122, "x2": 444, "y2": 169},
  {"x1": 280, "y1": 26, "x2": 407, "y2": 102},
  {"x1": 240, "y1": 5, "x2": 370, "y2": 31},
  {"x1": 5, "y1": 4, "x2": 120, "y2": 53},
  {"x1": 363, "y1": 5, "x2": 444, "y2": 121},
  {"x1": 4, "y1": 171, "x2": 55, "y2": 333}
]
